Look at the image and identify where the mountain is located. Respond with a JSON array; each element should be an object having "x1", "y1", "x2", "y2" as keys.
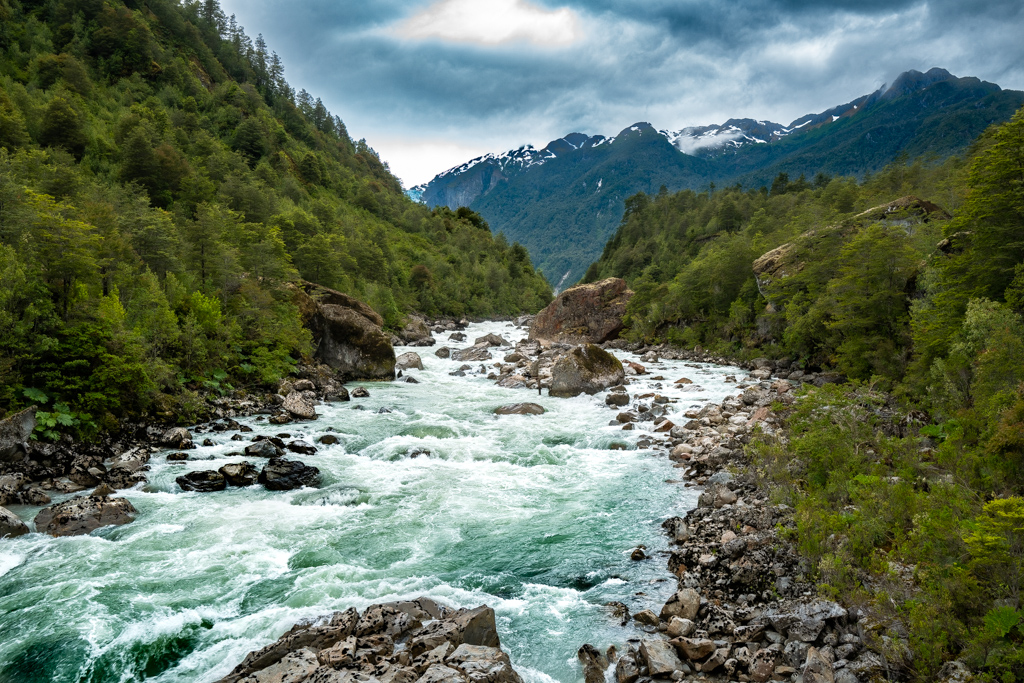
[{"x1": 414, "y1": 68, "x2": 1024, "y2": 287}]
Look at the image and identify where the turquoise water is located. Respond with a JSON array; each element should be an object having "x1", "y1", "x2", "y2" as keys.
[{"x1": 0, "y1": 322, "x2": 745, "y2": 683}]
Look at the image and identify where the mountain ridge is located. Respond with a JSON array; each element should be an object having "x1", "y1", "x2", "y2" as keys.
[{"x1": 412, "y1": 68, "x2": 1024, "y2": 285}]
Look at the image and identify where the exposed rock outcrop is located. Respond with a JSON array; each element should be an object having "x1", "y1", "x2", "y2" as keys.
[
  {"x1": 215, "y1": 599, "x2": 521, "y2": 683},
  {"x1": 0, "y1": 505, "x2": 28, "y2": 537},
  {"x1": 293, "y1": 282, "x2": 396, "y2": 381},
  {"x1": 33, "y1": 493, "x2": 137, "y2": 536},
  {"x1": 0, "y1": 408, "x2": 36, "y2": 463},
  {"x1": 529, "y1": 278, "x2": 632, "y2": 344},
  {"x1": 549, "y1": 344, "x2": 625, "y2": 398}
]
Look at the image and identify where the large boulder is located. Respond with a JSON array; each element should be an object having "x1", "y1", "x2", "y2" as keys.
[
  {"x1": 258, "y1": 458, "x2": 320, "y2": 491},
  {"x1": 33, "y1": 493, "x2": 137, "y2": 537},
  {"x1": 282, "y1": 392, "x2": 317, "y2": 420},
  {"x1": 176, "y1": 470, "x2": 227, "y2": 492},
  {"x1": 292, "y1": 282, "x2": 396, "y2": 381},
  {"x1": 452, "y1": 345, "x2": 492, "y2": 362},
  {"x1": 398, "y1": 315, "x2": 433, "y2": 344},
  {"x1": 549, "y1": 345, "x2": 625, "y2": 398},
  {"x1": 447, "y1": 644, "x2": 523, "y2": 683},
  {"x1": 494, "y1": 403, "x2": 546, "y2": 415},
  {"x1": 529, "y1": 278, "x2": 633, "y2": 344},
  {"x1": 0, "y1": 505, "x2": 29, "y2": 537},
  {"x1": 0, "y1": 407, "x2": 36, "y2": 462},
  {"x1": 219, "y1": 462, "x2": 259, "y2": 487},
  {"x1": 396, "y1": 352, "x2": 424, "y2": 371}
]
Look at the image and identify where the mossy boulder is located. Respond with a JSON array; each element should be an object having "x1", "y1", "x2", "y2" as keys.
[
  {"x1": 291, "y1": 281, "x2": 395, "y2": 381},
  {"x1": 549, "y1": 345, "x2": 625, "y2": 398}
]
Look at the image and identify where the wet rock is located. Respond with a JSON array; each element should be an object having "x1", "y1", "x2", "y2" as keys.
[
  {"x1": 286, "y1": 440, "x2": 318, "y2": 455},
  {"x1": 640, "y1": 639, "x2": 684, "y2": 676},
  {"x1": 351, "y1": 387, "x2": 370, "y2": 398},
  {"x1": 0, "y1": 505, "x2": 29, "y2": 537},
  {"x1": 435, "y1": 347, "x2": 452, "y2": 359},
  {"x1": 605, "y1": 392, "x2": 629, "y2": 407},
  {"x1": 449, "y1": 332, "x2": 467, "y2": 342},
  {"x1": 177, "y1": 470, "x2": 228, "y2": 493},
  {"x1": 283, "y1": 392, "x2": 318, "y2": 420},
  {"x1": 161, "y1": 427, "x2": 194, "y2": 449},
  {"x1": 246, "y1": 441, "x2": 283, "y2": 458},
  {"x1": 167, "y1": 452, "x2": 189, "y2": 461},
  {"x1": 530, "y1": 278, "x2": 633, "y2": 344},
  {"x1": 630, "y1": 547, "x2": 647, "y2": 560},
  {"x1": 0, "y1": 407, "x2": 36, "y2": 462},
  {"x1": 475, "y1": 333, "x2": 510, "y2": 347},
  {"x1": 452, "y1": 345, "x2": 492, "y2": 362},
  {"x1": 578, "y1": 644, "x2": 609, "y2": 683},
  {"x1": 34, "y1": 493, "x2": 136, "y2": 537},
  {"x1": 549, "y1": 345, "x2": 625, "y2": 398},
  {"x1": 396, "y1": 352, "x2": 424, "y2": 371},
  {"x1": 493, "y1": 403, "x2": 546, "y2": 416},
  {"x1": 259, "y1": 458, "x2": 320, "y2": 491},
  {"x1": 318, "y1": 435, "x2": 340, "y2": 445},
  {"x1": 615, "y1": 654, "x2": 640, "y2": 683},
  {"x1": 220, "y1": 462, "x2": 259, "y2": 487}
]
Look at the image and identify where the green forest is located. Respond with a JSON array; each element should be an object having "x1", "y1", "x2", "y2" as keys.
[
  {"x1": 0, "y1": 0, "x2": 551, "y2": 430},
  {"x1": 585, "y1": 108, "x2": 1024, "y2": 680}
]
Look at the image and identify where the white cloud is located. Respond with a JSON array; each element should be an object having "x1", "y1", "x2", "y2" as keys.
[
  {"x1": 393, "y1": 0, "x2": 581, "y2": 46},
  {"x1": 371, "y1": 137, "x2": 495, "y2": 188}
]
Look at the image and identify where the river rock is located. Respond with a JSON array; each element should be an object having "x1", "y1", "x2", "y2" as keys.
[
  {"x1": 246, "y1": 440, "x2": 283, "y2": 458},
  {"x1": 220, "y1": 462, "x2": 259, "y2": 487},
  {"x1": 176, "y1": 470, "x2": 227, "y2": 492},
  {"x1": 258, "y1": 458, "x2": 320, "y2": 490},
  {"x1": 529, "y1": 278, "x2": 633, "y2": 344},
  {"x1": 435, "y1": 347, "x2": 452, "y2": 359},
  {"x1": 161, "y1": 427, "x2": 194, "y2": 449},
  {"x1": 577, "y1": 644, "x2": 609, "y2": 683},
  {"x1": 474, "y1": 333, "x2": 510, "y2": 347},
  {"x1": 0, "y1": 407, "x2": 36, "y2": 462},
  {"x1": 549, "y1": 345, "x2": 625, "y2": 398},
  {"x1": 399, "y1": 315, "x2": 433, "y2": 344},
  {"x1": 286, "y1": 440, "x2": 317, "y2": 455},
  {"x1": 0, "y1": 505, "x2": 28, "y2": 537},
  {"x1": 640, "y1": 639, "x2": 684, "y2": 676},
  {"x1": 292, "y1": 282, "x2": 396, "y2": 380},
  {"x1": 661, "y1": 588, "x2": 700, "y2": 621},
  {"x1": 447, "y1": 644, "x2": 523, "y2": 683},
  {"x1": 672, "y1": 637, "x2": 715, "y2": 661},
  {"x1": 396, "y1": 352, "x2": 424, "y2": 371},
  {"x1": 452, "y1": 345, "x2": 492, "y2": 362},
  {"x1": 605, "y1": 392, "x2": 629, "y2": 407},
  {"x1": 282, "y1": 392, "x2": 317, "y2": 420},
  {"x1": 494, "y1": 403, "x2": 546, "y2": 415},
  {"x1": 33, "y1": 493, "x2": 137, "y2": 537}
]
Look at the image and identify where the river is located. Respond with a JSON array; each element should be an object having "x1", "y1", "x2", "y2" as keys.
[{"x1": 0, "y1": 321, "x2": 745, "y2": 683}]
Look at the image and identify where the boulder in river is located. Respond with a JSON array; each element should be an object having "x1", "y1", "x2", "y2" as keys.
[
  {"x1": 0, "y1": 407, "x2": 36, "y2": 462},
  {"x1": 282, "y1": 392, "x2": 317, "y2": 420},
  {"x1": 398, "y1": 315, "x2": 433, "y2": 344},
  {"x1": 292, "y1": 281, "x2": 396, "y2": 380},
  {"x1": 396, "y1": 351, "x2": 424, "y2": 371},
  {"x1": 286, "y1": 440, "x2": 317, "y2": 455},
  {"x1": 549, "y1": 344, "x2": 625, "y2": 398},
  {"x1": 258, "y1": 458, "x2": 320, "y2": 490},
  {"x1": 529, "y1": 277, "x2": 633, "y2": 344},
  {"x1": 494, "y1": 403, "x2": 546, "y2": 416},
  {"x1": 177, "y1": 470, "x2": 227, "y2": 492},
  {"x1": 0, "y1": 505, "x2": 28, "y2": 537},
  {"x1": 475, "y1": 333, "x2": 510, "y2": 347},
  {"x1": 160, "y1": 427, "x2": 194, "y2": 449},
  {"x1": 245, "y1": 440, "x2": 283, "y2": 458},
  {"x1": 219, "y1": 462, "x2": 259, "y2": 487},
  {"x1": 34, "y1": 493, "x2": 137, "y2": 537},
  {"x1": 452, "y1": 345, "x2": 492, "y2": 362}
]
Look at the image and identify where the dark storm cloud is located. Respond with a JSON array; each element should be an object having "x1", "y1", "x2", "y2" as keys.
[{"x1": 219, "y1": 0, "x2": 1024, "y2": 185}]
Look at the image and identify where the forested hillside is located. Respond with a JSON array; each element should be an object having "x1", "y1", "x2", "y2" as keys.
[
  {"x1": 586, "y1": 108, "x2": 1024, "y2": 680},
  {"x1": 0, "y1": 0, "x2": 551, "y2": 430}
]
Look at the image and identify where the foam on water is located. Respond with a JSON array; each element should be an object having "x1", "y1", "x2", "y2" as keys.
[{"x1": 0, "y1": 321, "x2": 746, "y2": 682}]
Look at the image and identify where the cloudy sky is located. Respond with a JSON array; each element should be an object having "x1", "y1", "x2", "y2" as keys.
[{"x1": 220, "y1": 0, "x2": 1024, "y2": 188}]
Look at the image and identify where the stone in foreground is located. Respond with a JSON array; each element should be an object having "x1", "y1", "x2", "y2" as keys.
[
  {"x1": 33, "y1": 493, "x2": 137, "y2": 537},
  {"x1": 640, "y1": 639, "x2": 684, "y2": 676},
  {"x1": 549, "y1": 344, "x2": 625, "y2": 398}
]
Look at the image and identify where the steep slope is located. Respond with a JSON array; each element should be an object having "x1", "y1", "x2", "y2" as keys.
[
  {"x1": 0, "y1": 0, "x2": 551, "y2": 426},
  {"x1": 416, "y1": 68, "x2": 1024, "y2": 286}
]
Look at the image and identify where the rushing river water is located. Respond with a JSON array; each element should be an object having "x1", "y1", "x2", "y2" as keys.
[{"x1": 0, "y1": 322, "x2": 746, "y2": 683}]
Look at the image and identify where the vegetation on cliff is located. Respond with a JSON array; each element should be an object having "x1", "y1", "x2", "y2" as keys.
[
  {"x1": 0, "y1": 0, "x2": 551, "y2": 431},
  {"x1": 586, "y1": 107, "x2": 1024, "y2": 680}
]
